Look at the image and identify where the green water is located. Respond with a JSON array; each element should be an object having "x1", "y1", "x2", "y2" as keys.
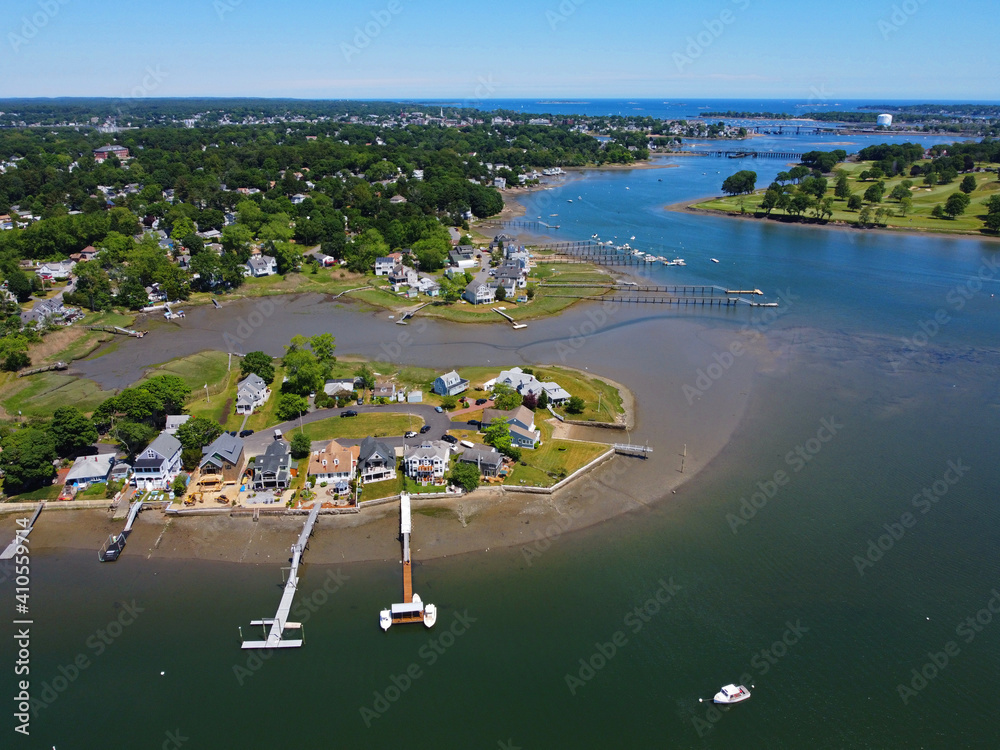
[{"x1": 4, "y1": 152, "x2": 1000, "y2": 748}]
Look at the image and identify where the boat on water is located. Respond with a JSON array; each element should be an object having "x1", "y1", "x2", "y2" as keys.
[
  {"x1": 567, "y1": 199, "x2": 573, "y2": 202},
  {"x1": 714, "y1": 684, "x2": 751, "y2": 704},
  {"x1": 711, "y1": 258, "x2": 720, "y2": 263}
]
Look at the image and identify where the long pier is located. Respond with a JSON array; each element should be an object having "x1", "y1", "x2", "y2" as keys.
[
  {"x1": 241, "y1": 501, "x2": 322, "y2": 649},
  {"x1": 17, "y1": 361, "x2": 67, "y2": 377},
  {"x1": 380, "y1": 493, "x2": 437, "y2": 630},
  {"x1": 479, "y1": 219, "x2": 560, "y2": 231},
  {"x1": 493, "y1": 308, "x2": 527, "y2": 329},
  {"x1": 98, "y1": 499, "x2": 144, "y2": 562},
  {"x1": 86, "y1": 325, "x2": 146, "y2": 338},
  {"x1": 685, "y1": 149, "x2": 804, "y2": 160},
  {"x1": 0, "y1": 502, "x2": 43, "y2": 560},
  {"x1": 546, "y1": 294, "x2": 775, "y2": 307},
  {"x1": 541, "y1": 283, "x2": 763, "y2": 296}
]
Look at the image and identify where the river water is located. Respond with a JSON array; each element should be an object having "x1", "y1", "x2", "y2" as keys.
[{"x1": 3, "y1": 133, "x2": 1000, "y2": 748}]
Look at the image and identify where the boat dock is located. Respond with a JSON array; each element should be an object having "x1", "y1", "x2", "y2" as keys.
[
  {"x1": 240, "y1": 501, "x2": 322, "y2": 649},
  {"x1": 613, "y1": 443, "x2": 654, "y2": 458},
  {"x1": 85, "y1": 325, "x2": 146, "y2": 338},
  {"x1": 492, "y1": 308, "x2": 527, "y2": 329},
  {"x1": 0, "y1": 502, "x2": 44, "y2": 560},
  {"x1": 98, "y1": 499, "x2": 144, "y2": 562},
  {"x1": 380, "y1": 493, "x2": 437, "y2": 630},
  {"x1": 397, "y1": 302, "x2": 432, "y2": 324}
]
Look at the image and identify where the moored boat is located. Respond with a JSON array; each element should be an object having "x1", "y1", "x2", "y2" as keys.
[{"x1": 714, "y1": 684, "x2": 751, "y2": 704}]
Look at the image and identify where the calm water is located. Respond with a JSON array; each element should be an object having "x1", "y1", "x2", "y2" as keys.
[{"x1": 3, "y1": 140, "x2": 1000, "y2": 748}]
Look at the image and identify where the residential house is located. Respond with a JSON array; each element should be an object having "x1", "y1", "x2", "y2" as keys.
[
  {"x1": 457, "y1": 444, "x2": 504, "y2": 477},
  {"x1": 131, "y1": 431, "x2": 183, "y2": 489},
  {"x1": 389, "y1": 195, "x2": 407, "y2": 204},
  {"x1": 433, "y1": 370, "x2": 470, "y2": 397},
  {"x1": 199, "y1": 433, "x2": 247, "y2": 483},
  {"x1": 388, "y1": 264, "x2": 418, "y2": 289},
  {"x1": 291, "y1": 193, "x2": 309, "y2": 205},
  {"x1": 415, "y1": 276, "x2": 440, "y2": 296},
  {"x1": 402, "y1": 441, "x2": 450, "y2": 485},
  {"x1": 65, "y1": 454, "x2": 115, "y2": 488},
  {"x1": 541, "y1": 381, "x2": 571, "y2": 405},
  {"x1": 493, "y1": 177, "x2": 507, "y2": 190},
  {"x1": 308, "y1": 439, "x2": 359, "y2": 486},
  {"x1": 245, "y1": 255, "x2": 278, "y2": 277},
  {"x1": 69, "y1": 246, "x2": 98, "y2": 263},
  {"x1": 358, "y1": 436, "x2": 396, "y2": 483},
  {"x1": 464, "y1": 279, "x2": 495, "y2": 305},
  {"x1": 481, "y1": 405, "x2": 541, "y2": 448},
  {"x1": 235, "y1": 373, "x2": 271, "y2": 415},
  {"x1": 494, "y1": 367, "x2": 544, "y2": 398},
  {"x1": 93, "y1": 145, "x2": 130, "y2": 162},
  {"x1": 449, "y1": 246, "x2": 477, "y2": 269},
  {"x1": 374, "y1": 256, "x2": 397, "y2": 276},
  {"x1": 37, "y1": 260, "x2": 76, "y2": 280},
  {"x1": 406, "y1": 390, "x2": 423, "y2": 403},
  {"x1": 165, "y1": 415, "x2": 191, "y2": 435},
  {"x1": 252, "y1": 439, "x2": 292, "y2": 491},
  {"x1": 20, "y1": 298, "x2": 70, "y2": 326},
  {"x1": 372, "y1": 380, "x2": 396, "y2": 400},
  {"x1": 323, "y1": 378, "x2": 357, "y2": 397}
]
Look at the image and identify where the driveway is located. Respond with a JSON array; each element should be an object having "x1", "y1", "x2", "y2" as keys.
[{"x1": 241, "y1": 403, "x2": 476, "y2": 456}]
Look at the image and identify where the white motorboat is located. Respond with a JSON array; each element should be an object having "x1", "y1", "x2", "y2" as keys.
[
  {"x1": 423, "y1": 603, "x2": 437, "y2": 628},
  {"x1": 711, "y1": 258, "x2": 720, "y2": 263},
  {"x1": 379, "y1": 609, "x2": 392, "y2": 631},
  {"x1": 714, "y1": 684, "x2": 751, "y2": 704}
]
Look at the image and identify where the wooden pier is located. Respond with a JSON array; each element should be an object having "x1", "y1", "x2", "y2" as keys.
[
  {"x1": 479, "y1": 219, "x2": 560, "y2": 231},
  {"x1": 85, "y1": 325, "x2": 146, "y2": 338},
  {"x1": 546, "y1": 294, "x2": 774, "y2": 308},
  {"x1": 0, "y1": 502, "x2": 43, "y2": 560},
  {"x1": 493, "y1": 308, "x2": 527, "y2": 329},
  {"x1": 380, "y1": 494, "x2": 437, "y2": 630},
  {"x1": 240, "y1": 501, "x2": 322, "y2": 649},
  {"x1": 98, "y1": 500, "x2": 143, "y2": 562}
]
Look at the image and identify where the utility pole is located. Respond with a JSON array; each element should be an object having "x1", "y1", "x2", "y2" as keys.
[{"x1": 204, "y1": 383, "x2": 210, "y2": 403}]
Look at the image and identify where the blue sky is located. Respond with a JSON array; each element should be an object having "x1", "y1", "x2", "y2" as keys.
[{"x1": 3, "y1": 0, "x2": 998, "y2": 100}]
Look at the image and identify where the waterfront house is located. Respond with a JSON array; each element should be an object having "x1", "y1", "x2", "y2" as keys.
[
  {"x1": 245, "y1": 254, "x2": 278, "y2": 277},
  {"x1": 373, "y1": 380, "x2": 396, "y2": 400},
  {"x1": 403, "y1": 441, "x2": 450, "y2": 485},
  {"x1": 199, "y1": 433, "x2": 247, "y2": 484},
  {"x1": 495, "y1": 367, "x2": 544, "y2": 398},
  {"x1": 131, "y1": 431, "x2": 183, "y2": 489},
  {"x1": 457, "y1": 444, "x2": 504, "y2": 477},
  {"x1": 65, "y1": 454, "x2": 115, "y2": 488},
  {"x1": 308, "y1": 439, "x2": 359, "y2": 485},
  {"x1": 541, "y1": 382, "x2": 572, "y2": 405},
  {"x1": 235, "y1": 373, "x2": 271, "y2": 415},
  {"x1": 449, "y1": 246, "x2": 477, "y2": 269},
  {"x1": 252, "y1": 439, "x2": 291, "y2": 491},
  {"x1": 323, "y1": 378, "x2": 357, "y2": 397},
  {"x1": 165, "y1": 414, "x2": 191, "y2": 435},
  {"x1": 464, "y1": 280, "x2": 495, "y2": 305},
  {"x1": 481, "y1": 405, "x2": 540, "y2": 448},
  {"x1": 358, "y1": 436, "x2": 397, "y2": 483},
  {"x1": 374, "y1": 256, "x2": 396, "y2": 276},
  {"x1": 388, "y1": 264, "x2": 418, "y2": 289},
  {"x1": 20, "y1": 298, "x2": 70, "y2": 327},
  {"x1": 433, "y1": 370, "x2": 470, "y2": 397}
]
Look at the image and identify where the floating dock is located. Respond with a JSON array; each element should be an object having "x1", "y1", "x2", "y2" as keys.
[
  {"x1": 492, "y1": 308, "x2": 527, "y2": 329},
  {"x1": 380, "y1": 493, "x2": 437, "y2": 630},
  {"x1": 98, "y1": 500, "x2": 143, "y2": 562},
  {"x1": 0, "y1": 502, "x2": 43, "y2": 560},
  {"x1": 240, "y1": 501, "x2": 322, "y2": 649},
  {"x1": 613, "y1": 443, "x2": 654, "y2": 458}
]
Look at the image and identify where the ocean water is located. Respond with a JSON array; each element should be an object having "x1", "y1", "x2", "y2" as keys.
[{"x1": 3, "y1": 138, "x2": 1000, "y2": 748}]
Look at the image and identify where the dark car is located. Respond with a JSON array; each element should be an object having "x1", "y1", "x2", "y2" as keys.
[
  {"x1": 239, "y1": 429, "x2": 254, "y2": 437},
  {"x1": 475, "y1": 398, "x2": 488, "y2": 405},
  {"x1": 419, "y1": 424, "x2": 432, "y2": 434},
  {"x1": 467, "y1": 419, "x2": 480, "y2": 428},
  {"x1": 227, "y1": 430, "x2": 237, "y2": 436},
  {"x1": 340, "y1": 410, "x2": 358, "y2": 418},
  {"x1": 441, "y1": 434, "x2": 458, "y2": 444}
]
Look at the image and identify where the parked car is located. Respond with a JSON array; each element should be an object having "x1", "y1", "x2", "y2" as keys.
[
  {"x1": 441, "y1": 434, "x2": 458, "y2": 444},
  {"x1": 475, "y1": 398, "x2": 488, "y2": 405},
  {"x1": 239, "y1": 429, "x2": 254, "y2": 437},
  {"x1": 357, "y1": 398, "x2": 363, "y2": 406},
  {"x1": 227, "y1": 430, "x2": 237, "y2": 436},
  {"x1": 419, "y1": 424, "x2": 432, "y2": 434},
  {"x1": 467, "y1": 419, "x2": 480, "y2": 427},
  {"x1": 340, "y1": 410, "x2": 358, "y2": 418},
  {"x1": 404, "y1": 431, "x2": 417, "y2": 438},
  {"x1": 435, "y1": 406, "x2": 444, "y2": 413}
]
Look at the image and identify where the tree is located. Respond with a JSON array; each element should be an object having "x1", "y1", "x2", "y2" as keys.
[
  {"x1": 483, "y1": 418, "x2": 512, "y2": 451},
  {"x1": 565, "y1": 396, "x2": 586, "y2": 414},
  {"x1": 345, "y1": 228, "x2": 388, "y2": 274},
  {"x1": 889, "y1": 184, "x2": 911, "y2": 202},
  {"x1": 309, "y1": 333, "x2": 336, "y2": 367},
  {"x1": 172, "y1": 474, "x2": 188, "y2": 498},
  {"x1": 721, "y1": 170, "x2": 757, "y2": 196},
  {"x1": 290, "y1": 432, "x2": 312, "y2": 458},
  {"x1": 355, "y1": 363, "x2": 376, "y2": 392},
  {"x1": 960, "y1": 175, "x2": 977, "y2": 194},
  {"x1": 847, "y1": 194, "x2": 863, "y2": 211},
  {"x1": 923, "y1": 172, "x2": 938, "y2": 187},
  {"x1": 181, "y1": 447, "x2": 202, "y2": 471},
  {"x1": 113, "y1": 421, "x2": 157, "y2": 458},
  {"x1": 240, "y1": 351, "x2": 275, "y2": 385},
  {"x1": 282, "y1": 345, "x2": 327, "y2": 396},
  {"x1": 176, "y1": 416, "x2": 223, "y2": 450},
  {"x1": 6, "y1": 270, "x2": 32, "y2": 303},
  {"x1": 491, "y1": 383, "x2": 521, "y2": 411},
  {"x1": 536, "y1": 390, "x2": 549, "y2": 410},
  {"x1": 2, "y1": 351, "x2": 30, "y2": 372},
  {"x1": 760, "y1": 188, "x2": 781, "y2": 215},
  {"x1": 450, "y1": 462, "x2": 481, "y2": 492},
  {"x1": 140, "y1": 375, "x2": 191, "y2": 415},
  {"x1": 858, "y1": 207, "x2": 873, "y2": 227},
  {"x1": 495, "y1": 284, "x2": 507, "y2": 302},
  {"x1": 899, "y1": 196, "x2": 913, "y2": 217},
  {"x1": 522, "y1": 392, "x2": 538, "y2": 410},
  {"x1": 834, "y1": 174, "x2": 852, "y2": 199},
  {"x1": 49, "y1": 406, "x2": 98, "y2": 457},
  {"x1": 276, "y1": 392, "x2": 309, "y2": 421},
  {"x1": 0, "y1": 428, "x2": 57, "y2": 494},
  {"x1": 944, "y1": 192, "x2": 971, "y2": 218},
  {"x1": 932, "y1": 204, "x2": 946, "y2": 219},
  {"x1": 441, "y1": 396, "x2": 457, "y2": 410},
  {"x1": 863, "y1": 182, "x2": 885, "y2": 204}
]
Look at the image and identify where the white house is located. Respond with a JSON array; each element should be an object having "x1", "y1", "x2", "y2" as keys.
[
  {"x1": 165, "y1": 414, "x2": 191, "y2": 434},
  {"x1": 388, "y1": 264, "x2": 418, "y2": 289},
  {"x1": 37, "y1": 260, "x2": 76, "y2": 280},
  {"x1": 235, "y1": 373, "x2": 271, "y2": 415},
  {"x1": 403, "y1": 441, "x2": 450, "y2": 485},
  {"x1": 308, "y1": 439, "x2": 359, "y2": 485},
  {"x1": 374, "y1": 256, "x2": 396, "y2": 276},
  {"x1": 245, "y1": 255, "x2": 278, "y2": 277},
  {"x1": 131, "y1": 431, "x2": 183, "y2": 489},
  {"x1": 291, "y1": 193, "x2": 309, "y2": 204},
  {"x1": 433, "y1": 370, "x2": 469, "y2": 397},
  {"x1": 464, "y1": 280, "x2": 495, "y2": 305},
  {"x1": 495, "y1": 367, "x2": 543, "y2": 397},
  {"x1": 541, "y1": 381, "x2": 571, "y2": 405},
  {"x1": 65, "y1": 454, "x2": 115, "y2": 487}
]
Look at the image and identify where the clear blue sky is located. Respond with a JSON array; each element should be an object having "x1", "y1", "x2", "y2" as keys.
[{"x1": 3, "y1": 0, "x2": 997, "y2": 100}]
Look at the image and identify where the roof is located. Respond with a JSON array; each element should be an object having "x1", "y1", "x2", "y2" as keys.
[
  {"x1": 459, "y1": 445, "x2": 503, "y2": 469},
  {"x1": 541, "y1": 382, "x2": 571, "y2": 400},
  {"x1": 238, "y1": 373, "x2": 267, "y2": 395},
  {"x1": 146, "y1": 431, "x2": 181, "y2": 460},
  {"x1": 257, "y1": 439, "x2": 290, "y2": 474},
  {"x1": 483, "y1": 405, "x2": 534, "y2": 428},
  {"x1": 308, "y1": 439, "x2": 359, "y2": 475},
  {"x1": 200, "y1": 433, "x2": 244, "y2": 467},
  {"x1": 510, "y1": 424, "x2": 538, "y2": 443},
  {"x1": 66, "y1": 454, "x2": 114, "y2": 483},
  {"x1": 359, "y1": 436, "x2": 394, "y2": 465},
  {"x1": 403, "y1": 441, "x2": 450, "y2": 463},
  {"x1": 436, "y1": 370, "x2": 466, "y2": 387},
  {"x1": 165, "y1": 414, "x2": 191, "y2": 433}
]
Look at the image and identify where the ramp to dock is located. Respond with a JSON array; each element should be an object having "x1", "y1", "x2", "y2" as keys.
[
  {"x1": 0, "y1": 502, "x2": 43, "y2": 559},
  {"x1": 241, "y1": 502, "x2": 322, "y2": 649}
]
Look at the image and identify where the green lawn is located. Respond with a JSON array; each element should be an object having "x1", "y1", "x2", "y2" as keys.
[
  {"x1": 298, "y1": 412, "x2": 418, "y2": 442},
  {"x1": 359, "y1": 475, "x2": 404, "y2": 502},
  {"x1": 140, "y1": 350, "x2": 233, "y2": 392},
  {"x1": 693, "y1": 159, "x2": 1000, "y2": 236},
  {"x1": 7, "y1": 484, "x2": 62, "y2": 502},
  {"x1": 2, "y1": 372, "x2": 113, "y2": 417}
]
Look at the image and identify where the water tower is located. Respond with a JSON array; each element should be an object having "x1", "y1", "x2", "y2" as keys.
[{"x1": 877, "y1": 113, "x2": 893, "y2": 127}]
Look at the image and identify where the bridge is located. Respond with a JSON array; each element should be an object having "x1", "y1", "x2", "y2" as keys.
[{"x1": 687, "y1": 150, "x2": 804, "y2": 160}]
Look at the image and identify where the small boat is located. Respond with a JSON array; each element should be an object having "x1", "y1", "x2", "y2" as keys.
[
  {"x1": 711, "y1": 258, "x2": 720, "y2": 263},
  {"x1": 567, "y1": 199, "x2": 573, "y2": 203},
  {"x1": 714, "y1": 684, "x2": 751, "y2": 704}
]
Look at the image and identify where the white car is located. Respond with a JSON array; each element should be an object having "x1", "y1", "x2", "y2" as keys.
[{"x1": 404, "y1": 431, "x2": 417, "y2": 438}]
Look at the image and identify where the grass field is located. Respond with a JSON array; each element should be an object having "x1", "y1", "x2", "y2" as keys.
[
  {"x1": 2, "y1": 372, "x2": 113, "y2": 417},
  {"x1": 694, "y1": 159, "x2": 1000, "y2": 236},
  {"x1": 7, "y1": 484, "x2": 62, "y2": 502},
  {"x1": 506, "y1": 422, "x2": 610, "y2": 488},
  {"x1": 297, "y1": 412, "x2": 417, "y2": 442}
]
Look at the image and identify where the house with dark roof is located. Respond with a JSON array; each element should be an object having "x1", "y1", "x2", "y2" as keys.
[
  {"x1": 433, "y1": 370, "x2": 469, "y2": 397},
  {"x1": 449, "y1": 246, "x2": 477, "y2": 269},
  {"x1": 199, "y1": 433, "x2": 246, "y2": 483},
  {"x1": 358, "y1": 436, "x2": 396, "y2": 483},
  {"x1": 235, "y1": 373, "x2": 270, "y2": 415},
  {"x1": 457, "y1": 444, "x2": 504, "y2": 477},
  {"x1": 20, "y1": 298, "x2": 70, "y2": 326},
  {"x1": 131, "y1": 431, "x2": 183, "y2": 489},
  {"x1": 481, "y1": 406, "x2": 541, "y2": 448},
  {"x1": 94, "y1": 145, "x2": 130, "y2": 163},
  {"x1": 245, "y1": 254, "x2": 277, "y2": 277},
  {"x1": 252, "y1": 440, "x2": 291, "y2": 490},
  {"x1": 374, "y1": 256, "x2": 396, "y2": 276},
  {"x1": 372, "y1": 380, "x2": 396, "y2": 400}
]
